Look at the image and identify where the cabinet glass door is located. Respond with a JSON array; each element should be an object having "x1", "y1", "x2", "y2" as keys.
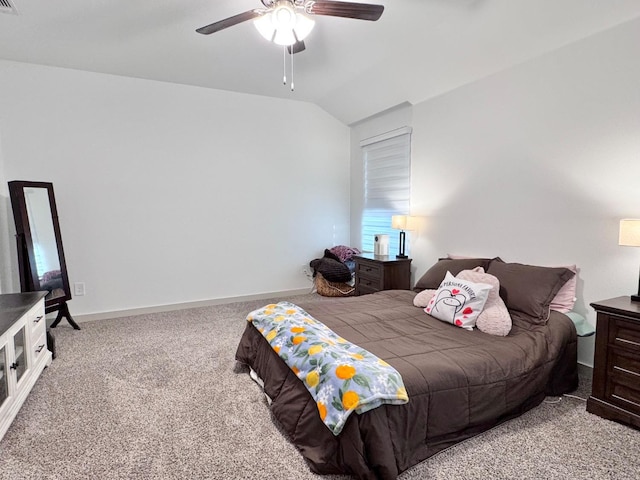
[
  {"x1": 0, "y1": 345, "x2": 7, "y2": 407},
  {"x1": 13, "y1": 326, "x2": 27, "y2": 384}
]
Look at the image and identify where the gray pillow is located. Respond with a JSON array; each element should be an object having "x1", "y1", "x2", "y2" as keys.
[
  {"x1": 414, "y1": 258, "x2": 493, "y2": 292},
  {"x1": 486, "y1": 260, "x2": 575, "y2": 324}
]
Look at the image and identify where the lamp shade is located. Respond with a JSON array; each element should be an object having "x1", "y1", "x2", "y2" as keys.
[
  {"x1": 619, "y1": 219, "x2": 640, "y2": 246},
  {"x1": 254, "y1": 4, "x2": 315, "y2": 46},
  {"x1": 391, "y1": 215, "x2": 418, "y2": 231},
  {"x1": 391, "y1": 215, "x2": 407, "y2": 230}
]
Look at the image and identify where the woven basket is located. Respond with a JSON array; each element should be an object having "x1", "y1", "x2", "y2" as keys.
[{"x1": 314, "y1": 273, "x2": 355, "y2": 297}]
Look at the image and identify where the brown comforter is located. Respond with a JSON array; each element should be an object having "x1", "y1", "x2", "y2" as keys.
[{"x1": 235, "y1": 290, "x2": 578, "y2": 479}]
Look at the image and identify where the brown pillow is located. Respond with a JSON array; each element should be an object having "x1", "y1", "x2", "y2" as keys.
[
  {"x1": 414, "y1": 258, "x2": 492, "y2": 291},
  {"x1": 486, "y1": 260, "x2": 575, "y2": 324}
]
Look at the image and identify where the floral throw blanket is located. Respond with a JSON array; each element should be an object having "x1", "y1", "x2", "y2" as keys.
[{"x1": 247, "y1": 302, "x2": 409, "y2": 435}]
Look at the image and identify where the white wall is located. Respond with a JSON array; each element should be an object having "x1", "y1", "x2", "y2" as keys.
[
  {"x1": 0, "y1": 60, "x2": 350, "y2": 316},
  {"x1": 352, "y1": 18, "x2": 640, "y2": 366},
  {"x1": 0, "y1": 125, "x2": 10, "y2": 294}
]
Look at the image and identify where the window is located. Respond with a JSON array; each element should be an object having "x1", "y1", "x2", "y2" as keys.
[{"x1": 360, "y1": 127, "x2": 412, "y2": 256}]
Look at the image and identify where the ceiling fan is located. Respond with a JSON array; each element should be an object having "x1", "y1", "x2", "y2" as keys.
[{"x1": 196, "y1": 1, "x2": 385, "y2": 54}]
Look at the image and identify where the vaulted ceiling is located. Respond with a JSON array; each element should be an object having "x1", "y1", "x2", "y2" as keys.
[{"x1": 1, "y1": 0, "x2": 639, "y2": 125}]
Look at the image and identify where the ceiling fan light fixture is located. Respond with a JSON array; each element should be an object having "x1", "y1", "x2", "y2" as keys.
[
  {"x1": 273, "y1": 28, "x2": 297, "y2": 46},
  {"x1": 254, "y1": 13, "x2": 277, "y2": 42},
  {"x1": 273, "y1": 2, "x2": 296, "y2": 28},
  {"x1": 293, "y1": 12, "x2": 315, "y2": 41},
  {"x1": 253, "y1": 1, "x2": 314, "y2": 46}
]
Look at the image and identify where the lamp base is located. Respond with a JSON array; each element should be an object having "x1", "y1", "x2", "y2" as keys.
[
  {"x1": 631, "y1": 294, "x2": 640, "y2": 303},
  {"x1": 396, "y1": 254, "x2": 408, "y2": 259}
]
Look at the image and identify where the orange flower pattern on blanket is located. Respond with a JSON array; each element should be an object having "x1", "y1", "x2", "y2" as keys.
[
  {"x1": 247, "y1": 301, "x2": 409, "y2": 436},
  {"x1": 342, "y1": 391, "x2": 360, "y2": 410},
  {"x1": 317, "y1": 402, "x2": 328, "y2": 421},
  {"x1": 335, "y1": 364, "x2": 356, "y2": 380},
  {"x1": 292, "y1": 336, "x2": 307, "y2": 345}
]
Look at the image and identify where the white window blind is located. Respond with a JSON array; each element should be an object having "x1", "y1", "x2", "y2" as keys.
[{"x1": 361, "y1": 127, "x2": 412, "y2": 256}]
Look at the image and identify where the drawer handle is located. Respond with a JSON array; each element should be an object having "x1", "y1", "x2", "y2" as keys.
[
  {"x1": 34, "y1": 315, "x2": 44, "y2": 323},
  {"x1": 613, "y1": 365, "x2": 640, "y2": 378},
  {"x1": 36, "y1": 344, "x2": 46, "y2": 353},
  {"x1": 616, "y1": 337, "x2": 640, "y2": 348}
]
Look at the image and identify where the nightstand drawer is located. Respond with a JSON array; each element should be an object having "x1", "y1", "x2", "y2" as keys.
[
  {"x1": 357, "y1": 276, "x2": 383, "y2": 292},
  {"x1": 356, "y1": 261, "x2": 383, "y2": 280},
  {"x1": 605, "y1": 374, "x2": 640, "y2": 416},
  {"x1": 357, "y1": 283, "x2": 381, "y2": 296},
  {"x1": 354, "y1": 254, "x2": 412, "y2": 296},
  {"x1": 609, "y1": 347, "x2": 640, "y2": 377},
  {"x1": 609, "y1": 317, "x2": 640, "y2": 349}
]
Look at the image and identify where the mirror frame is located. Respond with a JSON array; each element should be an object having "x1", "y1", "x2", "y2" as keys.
[{"x1": 8, "y1": 181, "x2": 72, "y2": 312}]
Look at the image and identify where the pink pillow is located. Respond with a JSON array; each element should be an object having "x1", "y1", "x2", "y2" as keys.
[
  {"x1": 549, "y1": 265, "x2": 577, "y2": 313},
  {"x1": 457, "y1": 268, "x2": 512, "y2": 336},
  {"x1": 413, "y1": 289, "x2": 436, "y2": 307},
  {"x1": 447, "y1": 254, "x2": 481, "y2": 260}
]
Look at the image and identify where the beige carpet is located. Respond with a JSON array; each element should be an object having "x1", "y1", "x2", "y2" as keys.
[{"x1": 1, "y1": 293, "x2": 639, "y2": 479}]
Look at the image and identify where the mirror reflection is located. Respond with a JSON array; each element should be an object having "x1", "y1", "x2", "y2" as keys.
[{"x1": 24, "y1": 187, "x2": 65, "y2": 301}]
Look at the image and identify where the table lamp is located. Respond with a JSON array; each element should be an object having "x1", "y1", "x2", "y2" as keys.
[
  {"x1": 619, "y1": 219, "x2": 640, "y2": 302},
  {"x1": 391, "y1": 215, "x2": 416, "y2": 259}
]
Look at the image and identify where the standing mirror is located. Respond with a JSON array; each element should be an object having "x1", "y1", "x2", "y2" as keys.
[{"x1": 8, "y1": 181, "x2": 80, "y2": 329}]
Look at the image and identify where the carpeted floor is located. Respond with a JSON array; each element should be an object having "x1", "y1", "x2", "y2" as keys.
[{"x1": 1, "y1": 293, "x2": 639, "y2": 479}]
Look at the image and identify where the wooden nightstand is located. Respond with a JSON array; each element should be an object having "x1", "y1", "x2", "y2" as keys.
[
  {"x1": 587, "y1": 296, "x2": 640, "y2": 429},
  {"x1": 354, "y1": 253, "x2": 412, "y2": 296}
]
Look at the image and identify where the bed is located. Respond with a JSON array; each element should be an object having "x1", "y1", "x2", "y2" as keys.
[{"x1": 235, "y1": 259, "x2": 579, "y2": 480}]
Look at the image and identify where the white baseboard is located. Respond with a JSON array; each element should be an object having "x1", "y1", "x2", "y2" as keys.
[{"x1": 67, "y1": 288, "x2": 312, "y2": 323}]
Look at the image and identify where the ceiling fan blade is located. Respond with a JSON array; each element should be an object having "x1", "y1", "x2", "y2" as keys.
[
  {"x1": 287, "y1": 40, "x2": 306, "y2": 54},
  {"x1": 308, "y1": 1, "x2": 384, "y2": 21},
  {"x1": 196, "y1": 10, "x2": 262, "y2": 35}
]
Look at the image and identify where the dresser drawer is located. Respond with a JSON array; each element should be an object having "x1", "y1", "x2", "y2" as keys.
[
  {"x1": 32, "y1": 331, "x2": 48, "y2": 365},
  {"x1": 356, "y1": 261, "x2": 383, "y2": 280},
  {"x1": 31, "y1": 315, "x2": 47, "y2": 354},
  {"x1": 27, "y1": 302, "x2": 46, "y2": 335}
]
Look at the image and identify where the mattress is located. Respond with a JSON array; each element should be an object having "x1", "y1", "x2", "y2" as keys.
[{"x1": 235, "y1": 290, "x2": 578, "y2": 479}]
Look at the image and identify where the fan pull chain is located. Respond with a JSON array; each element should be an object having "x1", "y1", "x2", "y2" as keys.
[{"x1": 283, "y1": 46, "x2": 287, "y2": 85}]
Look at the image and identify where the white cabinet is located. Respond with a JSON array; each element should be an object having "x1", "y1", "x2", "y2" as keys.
[{"x1": 0, "y1": 292, "x2": 51, "y2": 441}]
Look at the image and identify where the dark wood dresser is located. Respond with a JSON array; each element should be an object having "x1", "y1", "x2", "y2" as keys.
[
  {"x1": 354, "y1": 253, "x2": 412, "y2": 296},
  {"x1": 587, "y1": 296, "x2": 640, "y2": 429}
]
